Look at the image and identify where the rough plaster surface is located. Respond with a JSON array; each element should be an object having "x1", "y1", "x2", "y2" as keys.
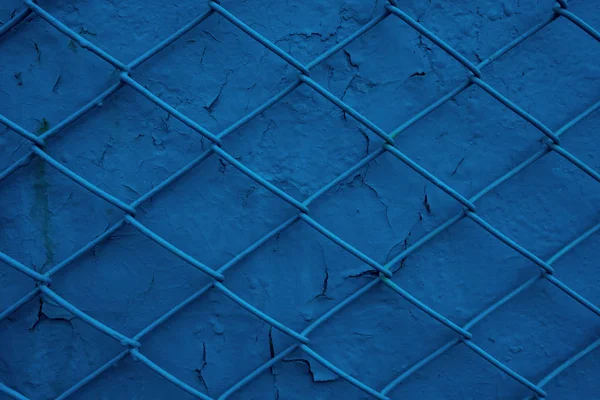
[{"x1": 1, "y1": 0, "x2": 599, "y2": 399}]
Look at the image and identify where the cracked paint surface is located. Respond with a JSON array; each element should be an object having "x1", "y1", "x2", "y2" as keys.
[{"x1": 1, "y1": 0, "x2": 600, "y2": 399}]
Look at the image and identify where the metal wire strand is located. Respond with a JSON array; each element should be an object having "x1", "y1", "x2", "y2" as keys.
[{"x1": 1, "y1": 0, "x2": 600, "y2": 399}]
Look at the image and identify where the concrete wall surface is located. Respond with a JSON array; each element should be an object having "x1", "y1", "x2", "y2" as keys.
[{"x1": 1, "y1": 0, "x2": 600, "y2": 399}]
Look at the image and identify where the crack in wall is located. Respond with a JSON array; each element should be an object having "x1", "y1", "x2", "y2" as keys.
[
  {"x1": 193, "y1": 342, "x2": 210, "y2": 394},
  {"x1": 204, "y1": 71, "x2": 231, "y2": 116},
  {"x1": 267, "y1": 326, "x2": 280, "y2": 398},
  {"x1": 357, "y1": 171, "x2": 395, "y2": 233},
  {"x1": 422, "y1": 185, "x2": 432, "y2": 214},
  {"x1": 313, "y1": 242, "x2": 333, "y2": 301},
  {"x1": 29, "y1": 297, "x2": 74, "y2": 331},
  {"x1": 31, "y1": 119, "x2": 54, "y2": 274},
  {"x1": 282, "y1": 356, "x2": 339, "y2": 383},
  {"x1": 451, "y1": 155, "x2": 466, "y2": 176}
]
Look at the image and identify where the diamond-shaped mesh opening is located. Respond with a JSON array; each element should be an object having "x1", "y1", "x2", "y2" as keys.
[
  {"x1": 388, "y1": 343, "x2": 529, "y2": 399},
  {"x1": 0, "y1": 158, "x2": 121, "y2": 268},
  {"x1": 139, "y1": 289, "x2": 273, "y2": 396},
  {"x1": 309, "y1": 14, "x2": 467, "y2": 131},
  {"x1": 222, "y1": 221, "x2": 369, "y2": 331},
  {"x1": 308, "y1": 172, "x2": 407, "y2": 266},
  {"x1": 0, "y1": 14, "x2": 114, "y2": 131},
  {"x1": 309, "y1": 150, "x2": 467, "y2": 259},
  {"x1": 389, "y1": 218, "x2": 535, "y2": 323},
  {"x1": 46, "y1": 224, "x2": 216, "y2": 336},
  {"x1": 0, "y1": 299, "x2": 123, "y2": 399},
  {"x1": 227, "y1": 85, "x2": 375, "y2": 194},
  {"x1": 43, "y1": 86, "x2": 208, "y2": 201},
  {"x1": 474, "y1": 151, "x2": 600, "y2": 256},
  {"x1": 132, "y1": 13, "x2": 297, "y2": 134},
  {"x1": 483, "y1": 10, "x2": 600, "y2": 128},
  {"x1": 306, "y1": 282, "x2": 456, "y2": 389},
  {"x1": 2, "y1": 0, "x2": 600, "y2": 399},
  {"x1": 135, "y1": 155, "x2": 297, "y2": 268},
  {"x1": 470, "y1": 279, "x2": 600, "y2": 382},
  {"x1": 393, "y1": 85, "x2": 543, "y2": 193}
]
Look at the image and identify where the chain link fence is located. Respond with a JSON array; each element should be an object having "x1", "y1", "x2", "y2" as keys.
[{"x1": 1, "y1": 0, "x2": 600, "y2": 398}]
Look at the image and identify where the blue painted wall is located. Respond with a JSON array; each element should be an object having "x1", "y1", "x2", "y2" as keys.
[{"x1": 1, "y1": 0, "x2": 600, "y2": 399}]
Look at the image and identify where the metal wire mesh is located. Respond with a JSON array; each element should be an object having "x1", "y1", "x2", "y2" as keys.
[{"x1": 1, "y1": 0, "x2": 599, "y2": 398}]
